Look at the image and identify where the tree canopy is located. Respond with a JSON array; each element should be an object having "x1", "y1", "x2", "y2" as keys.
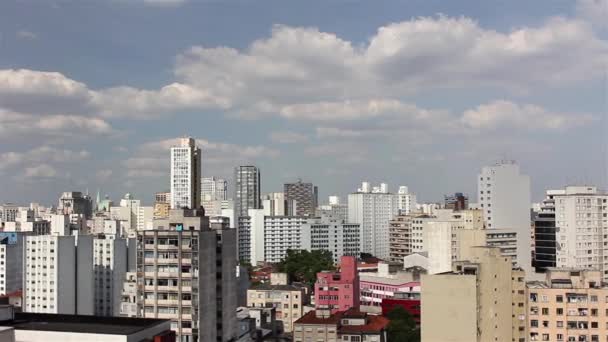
[
  {"x1": 277, "y1": 249, "x2": 334, "y2": 286},
  {"x1": 386, "y1": 306, "x2": 420, "y2": 342}
]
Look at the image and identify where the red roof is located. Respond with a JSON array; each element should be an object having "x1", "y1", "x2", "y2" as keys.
[
  {"x1": 294, "y1": 310, "x2": 343, "y2": 325},
  {"x1": 339, "y1": 315, "x2": 389, "y2": 334},
  {"x1": 295, "y1": 308, "x2": 389, "y2": 334},
  {"x1": 0, "y1": 290, "x2": 22, "y2": 299}
]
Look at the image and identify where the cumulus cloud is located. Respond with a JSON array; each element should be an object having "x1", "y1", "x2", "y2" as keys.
[
  {"x1": 577, "y1": 0, "x2": 608, "y2": 29},
  {"x1": 0, "y1": 146, "x2": 90, "y2": 170},
  {"x1": 23, "y1": 164, "x2": 58, "y2": 178}
]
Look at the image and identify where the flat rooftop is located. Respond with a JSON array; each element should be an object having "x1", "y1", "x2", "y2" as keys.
[{"x1": 2, "y1": 312, "x2": 169, "y2": 335}]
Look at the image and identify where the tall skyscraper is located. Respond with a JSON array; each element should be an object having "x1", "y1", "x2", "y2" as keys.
[
  {"x1": 533, "y1": 189, "x2": 561, "y2": 273},
  {"x1": 348, "y1": 182, "x2": 399, "y2": 259},
  {"x1": 170, "y1": 137, "x2": 201, "y2": 210},
  {"x1": 284, "y1": 180, "x2": 318, "y2": 217},
  {"x1": 478, "y1": 161, "x2": 532, "y2": 274},
  {"x1": 234, "y1": 166, "x2": 261, "y2": 218}
]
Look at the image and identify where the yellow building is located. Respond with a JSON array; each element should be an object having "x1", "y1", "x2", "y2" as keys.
[
  {"x1": 422, "y1": 246, "x2": 523, "y2": 342},
  {"x1": 527, "y1": 268, "x2": 608, "y2": 342}
]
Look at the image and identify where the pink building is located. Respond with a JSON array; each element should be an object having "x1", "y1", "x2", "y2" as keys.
[{"x1": 315, "y1": 256, "x2": 360, "y2": 314}]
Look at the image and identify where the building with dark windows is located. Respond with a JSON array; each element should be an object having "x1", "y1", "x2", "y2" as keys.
[
  {"x1": 284, "y1": 179, "x2": 318, "y2": 217},
  {"x1": 234, "y1": 166, "x2": 261, "y2": 218},
  {"x1": 444, "y1": 192, "x2": 468, "y2": 211}
]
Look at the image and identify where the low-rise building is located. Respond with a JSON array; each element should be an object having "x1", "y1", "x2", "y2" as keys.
[
  {"x1": 315, "y1": 256, "x2": 359, "y2": 314},
  {"x1": 359, "y1": 262, "x2": 420, "y2": 308},
  {"x1": 293, "y1": 308, "x2": 389, "y2": 342}
]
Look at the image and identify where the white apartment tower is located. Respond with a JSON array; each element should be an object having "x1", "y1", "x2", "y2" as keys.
[
  {"x1": 300, "y1": 216, "x2": 361, "y2": 264},
  {"x1": 478, "y1": 161, "x2": 532, "y2": 274},
  {"x1": 171, "y1": 137, "x2": 202, "y2": 210},
  {"x1": 23, "y1": 235, "x2": 94, "y2": 315},
  {"x1": 397, "y1": 186, "x2": 417, "y2": 215},
  {"x1": 348, "y1": 182, "x2": 399, "y2": 259},
  {"x1": 551, "y1": 186, "x2": 608, "y2": 279}
]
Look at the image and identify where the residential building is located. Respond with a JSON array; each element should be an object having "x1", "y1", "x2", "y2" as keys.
[
  {"x1": 170, "y1": 137, "x2": 201, "y2": 210},
  {"x1": 0, "y1": 305, "x2": 175, "y2": 342},
  {"x1": 93, "y1": 235, "x2": 130, "y2": 316},
  {"x1": 284, "y1": 180, "x2": 318, "y2": 217},
  {"x1": 246, "y1": 275, "x2": 308, "y2": 332},
  {"x1": 139, "y1": 209, "x2": 237, "y2": 342},
  {"x1": 527, "y1": 269, "x2": 608, "y2": 342},
  {"x1": 478, "y1": 161, "x2": 532, "y2": 274},
  {"x1": 348, "y1": 182, "x2": 399, "y2": 259},
  {"x1": 397, "y1": 186, "x2": 417, "y2": 215},
  {"x1": 0, "y1": 204, "x2": 19, "y2": 223},
  {"x1": 58, "y1": 191, "x2": 93, "y2": 219},
  {"x1": 262, "y1": 192, "x2": 288, "y2": 216},
  {"x1": 551, "y1": 186, "x2": 608, "y2": 280},
  {"x1": 155, "y1": 191, "x2": 170, "y2": 204},
  {"x1": 23, "y1": 234, "x2": 94, "y2": 315},
  {"x1": 388, "y1": 214, "x2": 417, "y2": 263},
  {"x1": 293, "y1": 308, "x2": 389, "y2": 342},
  {"x1": 534, "y1": 190, "x2": 561, "y2": 273},
  {"x1": 0, "y1": 233, "x2": 24, "y2": 296},
  {"x1": 315, "y1": 256, "x2": 359, "y2": 314},
  {"x1": 421, "y1": 246, "x2": 525, "y2": 342},
  {"x1": 300, "y1": 216, "x2": 360, "y2": 264},
  {"x1": 234, "y1": 166, "x2": 261, "y2": 218},
  {"x1": 154, "y1": 192, "x2": 171, "y2": 219},
  {"x1": 201, "y1": 177, "x2": 228, "y2": 216},
  {"x1": 119, "y1": 272, "x2": 138, "y2": 317},
  {"x1": 444, "y1": 192, "x2": 469, "y2": 211},
  {"x1": 359, "y1": 262, "x2": 420, "y2": 308}
]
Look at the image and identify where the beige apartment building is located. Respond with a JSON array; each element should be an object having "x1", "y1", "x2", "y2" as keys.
[
  {"x1": 293, "y1": 308, "x2": 388, "y2": 342},
  {"x1": 527, "y1": 269, "x2": 608, "y2": 342},
  {"x1": 247, "y1": 279, "x2": 308, "y2": 332},
  {"x1": 422, "y1": 246, "x2": 525, "y2": 342}
]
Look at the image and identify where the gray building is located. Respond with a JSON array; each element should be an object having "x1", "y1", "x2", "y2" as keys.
[
  {"x1": 234, "y1": 166, "x2": 261, "y2": 218},
  {"x1": 138, "y1": 209, "x2": 237, "y2": 342},
  {"x1": 58, "y1": 192, "x2": 93, "y2": 219},
  {"x1": 284, "y1": 180, "x2": 318, "y2": 217}
]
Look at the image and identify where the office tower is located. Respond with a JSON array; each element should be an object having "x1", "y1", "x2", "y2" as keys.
[
  {"x1": 300, "y1": 216, "x2": 361, "y2": 264},
  {"x1": 0, "y1": 233, "x2": 24, "y2": 295},
  {"x1": 478, "y1": 161, "x2": 532, "y2": 274},
  {"x1": 547, "y1": 186, "x2": 608, "y2": 280},
  {"x1": 316, "y1": 196, "x2": 348, "y2": 221},
  {"x1": 170, "y1": 137, "x2": 202, "y2": 210},
  {"x1": 234, "y1": 166, "x2": 261, "y2": 218},
  {"x1": 444, "y1": 192, "x2": 469, "y2": 211},
  {"x1": 421, "y1": 247, "x2": 525, "y2": 342},
  {"x1": 348, "y1": 182, "x2": 399, "y2": 259},
  {"x1": 58, "y1": 192, "x2": 93, "y2": 219},
  {"x1": 533, "y1": 190, "x2": 561, "y2": 273},
  {"x1": 527, "y1": 269, "x2": 608, "y2": 342},
  {"x1": 23, "y1": 235, "x2": 94, "y2": 315},
  {"x1": 315, "y1": 256, "x2": 360, "y2": 314},
  {"x1": 93, "y1": 235, "x2": 130, "y2": 316},
  {"x1": 284, "y1": 180, "x2": 318, "y2": 217},
  {"x1": 0, "y1": 204, "x2": 19, "y2": 223},
  {"x1": 139, "y1": 209, "x2": 237, "y2": 342},
  {"x1": 397, "y1": 186, "x2": 417, "y2": 215}
]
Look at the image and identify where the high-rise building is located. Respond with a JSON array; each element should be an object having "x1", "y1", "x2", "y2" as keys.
[
  {"x1": 58, "y1": 192, "x2": 93, "y2": 219},
  {"x1": 23, "y1": 235, "x2": 94, "y2": 315},
  {"x1": 478, "y1": 161, "x2": 532, "y2": 274},
  {"x1": 201, "y1": 177, "x2": 228, "y2": 216},
  {"x1": 348, "y1": 182, "x2": 399, "y2": 259},
  {"x1": 444, "y1": 192, "x2": 469, "y2": 211},
  {"x1": 421, "y1": 247, "x2": 525, "y2": 342},
  {"x1": 397, "y1": 186, "x2": 417, "y2": 215},
  {"x1": 262, "y1": 192, "x2": 288, "y2": 216},
  {"x1": 315, "y1": 256, "x2": 360, "y2": 314},
  {"x1": 388, "y1": 214, "x2": 418, "y2": 263},
  {"x1": 549, "y1": 186, "x2": 608, "y2": 280},
  {"x1": 93, "y1": 235, "x2": 131, "y2": 316},
  {"x1": 316, "y1": 196, "x2": 348, "y2": 222},
  {"x1": 300, "y1": 216, "x2": 360, "y2": 264},
  {"x1": 533, "y1": 190, "x2": 561, "y2": 273},
  {"x1": 234, "y1": 166, "x2": 261, "y2": 218},
  {"x1": 0, "y1": 233, "x2": 24, "y2": 296},
  {"x1": 170, "y1": 137, "x2": 201, "y2": 210},
  {"x1": 284, "y1": 180, "x2": 318, "y2": 217},
  {"x1": 527, "y1": 269, "x2": 608, "y2": 342},
  {"x1": 0, "y1": 204, "x2": 19, "y2": 223},
  {"x1": 139, "y1": 209, "x2": 237, "y2": 342}
]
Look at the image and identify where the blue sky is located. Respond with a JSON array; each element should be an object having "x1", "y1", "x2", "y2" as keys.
[{"x1": 0, "y1": 0, "x2": 606, "y2": 205}]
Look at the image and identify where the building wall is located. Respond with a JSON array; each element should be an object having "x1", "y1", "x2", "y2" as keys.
[
  {"x1": 247, "y1": 289, "x2": 304, "y2": 332},
  {"x1": 284, "y1": 181, "x2": 317, "y2": 217},
  {"x1": 234, "y1": 166, "x2": 261, "y2": 218},
  {"x1": 76, "y1": 235, "x2": 94, "y2": 315},
  {"x1": 300, "y1": 217, "x2": 360, "y2": 264},
  {"x1": 293, "y1": 322, "x2": 338, "y2": 342},
  {"x1": 170, "y1": 138, "x2": 201, "y2": 210},
  {"x1": 0, "y1": 233, "x2": 24, "y2": 295}
]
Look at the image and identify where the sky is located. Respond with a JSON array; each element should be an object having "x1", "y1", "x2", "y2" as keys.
[{"x1": 0, "y1": 0, "x2": 607, "y2": 206}]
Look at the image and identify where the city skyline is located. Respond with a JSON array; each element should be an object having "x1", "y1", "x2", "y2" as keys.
[{"x1": 1, "y1": 0, "x2": 607, "y2": 205}]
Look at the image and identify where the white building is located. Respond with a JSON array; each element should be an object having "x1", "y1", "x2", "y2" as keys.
[
  {"x1": 300, "y1": 216, "x2": 360, "y2": 264},
  {"x1": 317, "y1": 196, "x2": 348, "y2": 222},
  {"x1": 397, "y1": 186, "x2": 417, "y2": 216},
  {"x1": 0, "y1": 204, "x2": 19, "y2": 223},
  {"x1": 93, "y1": 236, "x2": 130, "y2": 316},
  {"x1": 0, "y1": 233, "x2": 24, "y2": 295},
  {"x1": 262, "y1": 192, "x2": 287, "y2": 216},
  {"x1": 23, "y1": 235, "x2": 94, "y2": 315},
  {"x1": 170, "y1": 137, "x2": 201, "y2": 210},
  {"x1": 478, "y1": 161, "x2": 532, "y2": 274},
  {"x1": 348, "y1": 182, "x2": 400, "y2": 259},
  {"x1": 201, "y1": 177, "x2": 228, "y2": 216},
  {"x1": 549, "y1": 186, "x2": 608, "y2": 279}
]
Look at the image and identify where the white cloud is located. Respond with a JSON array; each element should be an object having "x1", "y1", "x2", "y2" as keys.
[
  {"x1": 96, "y1": 169, "x2": 113, "y2": 181},
  {"x1": 577, "y1": 0, "x2": 608, "y2": 29},
  {"x1": 23, "y1": 164, "x2": 58, "y2": 178},
  {"x1": 0, "y1": 146, "x2": 90, "y2": 170},
  {"x1": 269, "y1": 131, "x2": 309, "y2": 144},
  {"x1": 16, "y1": 30, "x2": 37, "y2": 40},
  {"x1": 0, "y1": 109, "x2": 113, "y2": 139}
]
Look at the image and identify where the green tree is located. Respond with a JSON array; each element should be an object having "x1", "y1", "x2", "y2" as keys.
[
  {"x1": 386, "y1": 306, "x2": 420, "y2": 342},
  {"x1": 277, "y1": 249, "x2": 334, "y2": 286}
]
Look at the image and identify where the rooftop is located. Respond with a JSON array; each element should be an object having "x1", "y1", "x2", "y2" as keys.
[
  {"x1": 249, "y1": 283, "x2": 304, "y2": 292},
  {"x1": 1, "y1": 312, "x2": 169, "y2": 335},
  {"x1": 294, "y1": 309, "x2": 389, "y2": 333}
]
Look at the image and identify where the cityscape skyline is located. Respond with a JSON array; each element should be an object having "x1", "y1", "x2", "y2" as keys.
[{"x1": 1, "y1": 0, "x2": 607, "y2": 205}]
